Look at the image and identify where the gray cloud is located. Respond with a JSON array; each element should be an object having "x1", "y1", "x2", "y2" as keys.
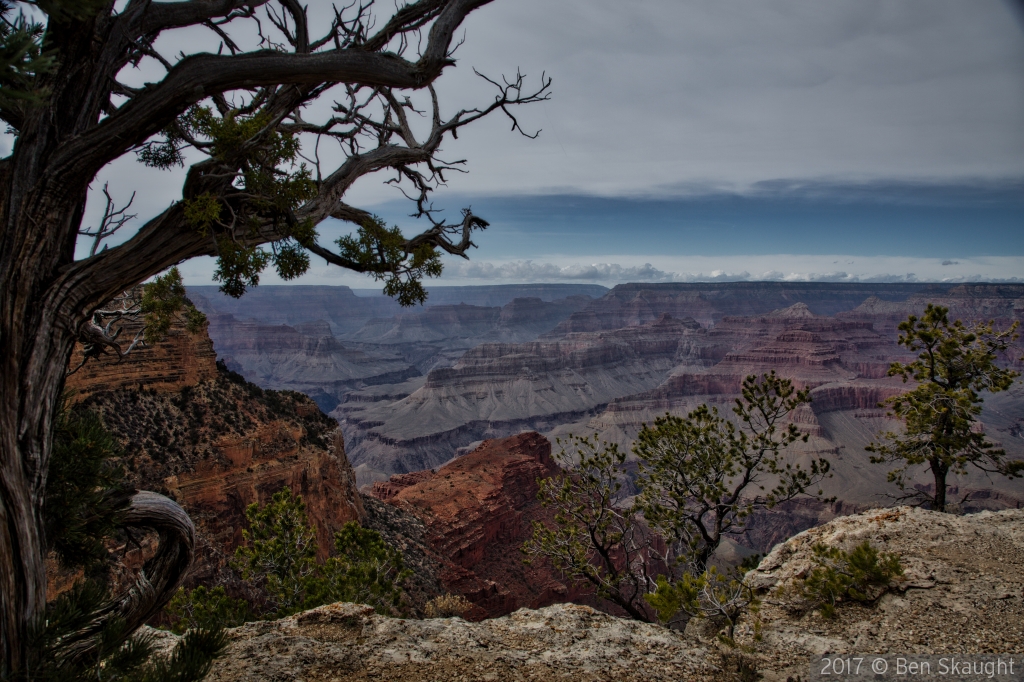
[
  {"x1": 417, "y1": 0, "x2": 1024, "y2": 200},
  {"x1": 54, "y1": 0, "x2": 1024, "y2": 235},
  {"x1": 5, "y1": 1, "x2": 1013, "y2": 266}
]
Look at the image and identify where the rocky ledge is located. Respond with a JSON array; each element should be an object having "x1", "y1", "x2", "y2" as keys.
[
  {"x1": 736, "y1": 507, "x2": 1024, "y2": 680},
  {"x1": 147, "y1": 506, "x2": 1023, "y2": 681},
  {"x1": 199, "y1": 601, "x2": 714, "y2": 682}
]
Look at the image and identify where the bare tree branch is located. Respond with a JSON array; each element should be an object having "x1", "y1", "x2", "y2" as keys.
[{"x1": 78, "y1": 183, "x2": 137, "y2": 257}]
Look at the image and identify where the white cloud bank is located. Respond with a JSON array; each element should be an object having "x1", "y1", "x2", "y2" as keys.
[
  {"x1": 438, "y1": 255, "x2": 1024, "y2": 285},
  {"x1": 179, "y1": 254, "x2": 1024, "y2": 288}
]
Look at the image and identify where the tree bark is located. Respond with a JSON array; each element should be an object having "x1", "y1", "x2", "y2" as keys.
[
  {"x1": 931, "y1": 458, "x2": 948, "y2": 512},
  {"x1": 0, "y1": 1, "x2": 501, "y2": 670},
  {"x1": 59, "y1": 491, "x2": 196, "y2": 664}
]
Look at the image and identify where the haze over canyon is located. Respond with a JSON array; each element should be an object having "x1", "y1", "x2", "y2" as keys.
[{"x1": 188, "y1": 282, "x2": 1024, "y2": 532}]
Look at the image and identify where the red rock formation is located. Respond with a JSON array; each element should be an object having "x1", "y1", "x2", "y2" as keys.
[
  {"x1": 369, "y1": 432, "x2": 584, "y2": 618},
  {"x1": 65, "y1": 313, "x2": 366, "y2": 590},
  {"x1": 66, "y1": 318, "x2": 218, "y2": 399}
]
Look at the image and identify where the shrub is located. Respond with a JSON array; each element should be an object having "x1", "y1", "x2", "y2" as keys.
[
  {"x1": 321, "y1": 522, "x2": 412, "y2": 615},
  {"x1": 233, "y1": 487, "x2": 321, "y2": 617},
  {"x1": 645, "y1": 566, "x2": 758, "y2": 639},
  {"x1": 423, "y1": 594, "x2": 474, "y2": 619},
  {"x1": 800, "y1": 541, "x2": 904, "y2": 618},
  {"x1": 45, "y1": 403, "x2": 132, "y2": 577},
  {"x1": 174, "y1": 488, "x2": 415, "y2": 624},
  {"x1": 166, "y1": 586, "x2": 251, "y2": 634}
]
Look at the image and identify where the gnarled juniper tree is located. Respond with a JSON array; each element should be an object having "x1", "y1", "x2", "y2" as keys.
[{"x1": 0, "y1": 0, "x2": 547, "y2": 671}]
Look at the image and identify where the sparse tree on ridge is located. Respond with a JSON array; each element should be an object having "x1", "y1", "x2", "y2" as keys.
[
  {"x1": 635, "y1": 372, "x2": 830, "y2": 574},
  {"x1": 868, "y1": 304, "x2": 1022, "y2": 512},
  {"x1": 0, "y1": 0, "x2": 548, "y2": 671},
  {"x1": 523, "y1": 372, "x2": 831, "y2": 628},
  {"x1": 523, "y1": 435, "x2": 661, "y2": 623}
]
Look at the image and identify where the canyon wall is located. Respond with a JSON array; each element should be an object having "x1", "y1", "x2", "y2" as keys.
[
  {"x1": 339, "y1": 284, "x2": 1024, "y2": 516},
  {"x1": 189, "y1": 283, "x2": 607, "y2": 336},
  {"x1": 207, "y1": 312, "x2": 420, "y2": 412},
  {"x1": 368, "y1": 432, "x2": 586, "y2": 619},
  {"x1": 339, "y1": 314, "x2": 710, "y2": 482},
  {"x1": 545, "y1": 281, "x2": 958, "y2": 334},
  {"x1": 192, "y1": 288, "x2": 601, "y2": 411},
  {"x1": 65, "y1": 316, "x2": 366, "y2": 589},
  {"x1": 66, "y1": 317, "x2": 218, "y2": 399}
]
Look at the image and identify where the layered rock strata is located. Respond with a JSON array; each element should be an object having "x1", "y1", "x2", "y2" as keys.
[
  {"x1": 342, "y1": 291, "x2": 1024, "y2": 537},
  {"x1": 66, "y1": 316, "x2": 218, "y2": 399},
  {"x1": 368, "y1": 432, "x2": 583, "y2": 619},
  {"x1": 546, "y1": 281, "x2": 960, "y2": 334},
  {"x1": 346, "y1": 295, "x2": 596, "y2": 373},
  {"x1": 207, "y1": 312, "x2": 419, "y2": 412},
  {"x1": 65, "y1": 317, "x2": 366, "y2": 590},
  {"x1": 188, "y1": 283, "x2": 607, "y2": 335},
  {"x1": 339, "y1": 314, "x2": 710, "y2": 483}
]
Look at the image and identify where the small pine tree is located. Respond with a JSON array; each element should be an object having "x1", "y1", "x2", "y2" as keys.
[
  {"x1": 322, "y1": 522, "x2": 412, "y2": 615},
  {"x1": 522, "y1": 434, "x2": 660, "y2": 622},
  {"x1": 635, "y1": 372, "x2": 830, "y2": 572},
  {"x1": 800, "y1": 541, "x2": 904, "y2": 618},
  {"x1": 140, "y1": 267, "x2": 208, "y2": 345},
  {"x1": 645, "y1": 566, "x2": 759, "y2": 640},
  {"x1": 44, "y1": 402, "x2": 132, "y2": 577},
  {"x1": 233, "y1": 487, "x2": 322, "y2": 617},
  {"x1": 216, "y1": 487, "x2": 412, "y2": 622},
  {"x1": 166, "y1": 586, "x2": 251, "y2": 634},
  {"x1": 868, "y1": 305, "x2": 1021, "y2": 512}
]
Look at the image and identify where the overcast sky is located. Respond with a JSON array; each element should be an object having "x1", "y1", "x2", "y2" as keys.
[{"x1": 36, "y1": 0, "x2": 1024, "y2": 287}]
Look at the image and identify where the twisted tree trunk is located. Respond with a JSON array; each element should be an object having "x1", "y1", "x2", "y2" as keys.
[
  {"x1": 0, "y1": 297, "x2": 80, "y2": 674},
  {"x1": 0, "y1": 0, "x2": 503, "y2": 670},
  {"x1": 59, "y1": 491, "x2": 196, "y2": 664}
]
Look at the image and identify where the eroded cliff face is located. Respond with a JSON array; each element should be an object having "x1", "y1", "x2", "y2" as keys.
[
  {"x1": 64, "y1": 318, "x2": 365, "y2": 589},
  {"x1": 368, "y1": 432, "x2": 584, "y2": 619},
  {"x1": 342, "y1": 288, "x2": 1024, "y2": 517},
  {"x1": 66, "y1": 316, "x2": 218, "y2": 399},
  {"x1": 207, "y1": 312, "x2": 420, "y2": 412},
  {"x1": 339, "y1": 314, "x2": 710, "y2": 483}
]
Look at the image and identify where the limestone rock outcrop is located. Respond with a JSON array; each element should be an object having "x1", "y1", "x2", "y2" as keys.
[
  {"x1": 201, "y1": 602, "x2": 715, "y2": 682},
  {"x1": 733, "y1": 507, "x2": 1024, "y2": 680},
  {"x1": 152, "y1": 506, "x2": 1024, "y2": 682}
]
